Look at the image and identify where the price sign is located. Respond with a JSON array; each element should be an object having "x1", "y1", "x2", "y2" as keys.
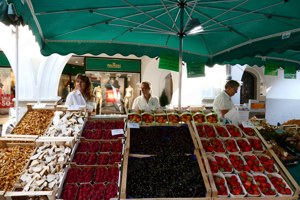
[
  {"x1": 111, "y1": 129, "x2": 124, "y2": 136},
  {"x1": 0, "y1": 94, "x2": 14, "y2": 108},
  {"x1": 127, "y1": 122, "x2": 140, "y2": 129}
]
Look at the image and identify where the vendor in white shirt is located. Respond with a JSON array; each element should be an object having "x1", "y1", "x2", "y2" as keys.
[
  {"x1": 132, "y1": 81, "x2": 160, "y2": 113},
  {"x1": 65, "y1": 73, "x2": 94, "y2": 113},
  {"x1": 213, "y1": 80, "x2": 240, "y2": 118}
]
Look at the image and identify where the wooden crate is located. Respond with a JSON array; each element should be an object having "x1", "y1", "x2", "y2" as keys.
[
  {"x1": 121, "y1": 123, "x2": 211, "y2": 200},
  {"x1": 207, "y1": 149, "x2": 300, "y2": 200},
  {"x1": 120, "y1": 149, "x2": 211, "y2": 200},
  {"x1": 0, "y1": 138, "x2": 36, "y2": 200},
  {"x1": 9, "y1": 105, "x2": 55, "y2": 137},
  {"x1": 5, "y1": 137, "x2": 74, "y2": 200}
]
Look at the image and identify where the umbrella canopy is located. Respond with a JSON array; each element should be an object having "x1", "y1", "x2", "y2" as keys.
[
  {"x1": 224, "y1": 50, "x2": 300, "y2": 69},
  {"x1": 6, "y1": 0, "x2": 300, "y2": 66}
]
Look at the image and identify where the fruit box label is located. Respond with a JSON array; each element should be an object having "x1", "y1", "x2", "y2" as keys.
[
  {"x1": 128, "y1": 122, "x2": 140, "y2": 129},
  {"x1": 111, "y1": 129, "x2": 124, "y2": 136}
]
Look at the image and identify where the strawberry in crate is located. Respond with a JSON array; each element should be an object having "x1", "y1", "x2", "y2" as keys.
[
  {"x1": 215, "y1": 155, "x2": 233, "y2": 173},
  {"x1": 236, "y1": 138, "x2": 253, "y2": 153},
  {"x1": 257, "y1": 154, "x2": 278, "y2": 173},
  {"x1": 239, "y1": 125, "x2": 257, "y2": 136},
  {"x1": 213, "y1": 175, "x2": 229, "y2": 196},
  {"x1": 210, "y1": 138, "x2": 226, "y2": 153},
  {"x1": 196, "y1": 124, "x2": 206, "y2": 137},
  {"x1": 208, "y1": 157, "x2": 219, "y2": 173},
  {"x1": 215, "y1": 125, "x2": 230, "y2": 137},
  {"x1": 225, "y1": 175, "x2": 246, "y2": 196},
  {"x1": 201, "y1": 139, "x2": 214, "y2": 152},
  {"x1": 253, "y1": 174, "x2": 276, "y2": 196},
  {"x1": 239, "y1": 172, "x2": 261, "y2": 196},
  {"x1": 268, "y1": 174, "x2": 293, "y2": 195},
  {"x1": 248, "y1": 137, "x2": 265, "y2": 152},
  {"x1": 223, "y1": 138, "x2": 239, "y2": 153},
  {"x1": 228, "y1": 154, "x2": 250, "y2": 172},
  {"x1": 226, "y1": 124, "x2": 242, "y2": 137},
  {"x1": 203, "y1": 124, "x2": 216, "y2": 137},
  {"x1": 243, "y1": 154, "x2": 265, "y2": 173}
]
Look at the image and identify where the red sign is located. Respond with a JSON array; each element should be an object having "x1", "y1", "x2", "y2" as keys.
[
  {"x1": 106, "y1": 90, "x2": 116, "y2": 103},
  {"x1": 0, "y1": 94, "x2": 14, "y2": 108}
]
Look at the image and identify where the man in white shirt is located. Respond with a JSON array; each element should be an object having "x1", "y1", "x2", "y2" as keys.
[
  {"x1": 213, "y1": 80, "x2": 240, "y2": 118},
  {"x1": 132, "y1": 81, "x2": 160, "y2": 112}
]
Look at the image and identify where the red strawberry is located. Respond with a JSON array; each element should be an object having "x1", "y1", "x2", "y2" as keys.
[
  {"x1": 224, "y1": 139, "x2": 239, "y2": 152},
  {"x1": 215, "y1": 125, "x2": 229, "y2": 137},
  {"x1": 226, "y1": 124, "x2": 242, "y2": 137},
  {"x1": 236, "y1": 138, "x2": 252, "y2": 152}
]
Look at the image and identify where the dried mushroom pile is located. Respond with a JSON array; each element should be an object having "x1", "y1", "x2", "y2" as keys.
[
  {"x1": 0, "y1": 145, "x2": 35, "y2": 191},
  {"x1": 12, "y1": 110, "x2": 54, "y2": 135},
  {"x1": 45, "y1": 111, "x2": 85, "y2": 137},
  {"x1": 18, "y1": 141, "x2": 73, "y2": 192}
]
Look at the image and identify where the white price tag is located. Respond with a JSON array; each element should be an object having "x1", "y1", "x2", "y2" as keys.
[
  {"x1": 33, "y1": 103, "x2": 47, "y2": 109},
  {"x1": 242, "y1": 121, "x2": 255, "y2": 128},
  {"x1": 111, "y1": 129, "x2": 124, "y2": 136},
  {"x1": 128, "y1": 122, "x2": 140, "y2": 129}
]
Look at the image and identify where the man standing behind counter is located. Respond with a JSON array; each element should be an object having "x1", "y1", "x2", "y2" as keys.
[
  {"x1": 213, "y1": 80, "x2": 240, "y2": 118},
  {"x1": 132, "y1": 81, "x2": 160, "y2": 113}
]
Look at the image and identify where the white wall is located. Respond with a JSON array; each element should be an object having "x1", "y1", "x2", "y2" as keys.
[{"x1": 231, "y1": 64, "x2": 300, "y2": 125}]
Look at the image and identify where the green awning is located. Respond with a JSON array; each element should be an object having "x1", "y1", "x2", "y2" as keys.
[
  {"x1": 0, "y1": 51, "x2": 10, "y2": 67},
  {"x1": 62, "y1": 64, "x2": 85, "y2": 75}
]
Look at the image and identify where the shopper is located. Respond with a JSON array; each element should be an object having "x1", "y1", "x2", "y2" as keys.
[
  {"x1": 132, "y1": 81, "x2": 160, "y2": 113},
  {"x1": 65, "y1": 73, "x2": 94, "y2": 113},
  {"x1": 213, "y1": 80, "x2": 240, "y2": 119}
]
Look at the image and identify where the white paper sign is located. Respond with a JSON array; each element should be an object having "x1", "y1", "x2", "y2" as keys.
[
  {"x1": 242, "y1": 121, "x2": 255, "y2": 128},
  {"x1": 33, "y1": 103, "x2": 47, "y2": 109},
  {"x1": 111, "y1": 129, "x2": 124, "y2": 136},
  {"x1": 128, "y1": 122, "x2": 140, "y2": 129}
]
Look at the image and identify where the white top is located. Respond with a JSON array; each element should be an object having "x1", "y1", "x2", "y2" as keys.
[
  {"x1": 213, "y1": 91, "x2": 234, "y2": 117},
  {"x1": 65, "y1": 90, "x2": 94, "y2": 112},
  {"x1": 132, "y1": 95, "x2": 160, "y2": 112}
]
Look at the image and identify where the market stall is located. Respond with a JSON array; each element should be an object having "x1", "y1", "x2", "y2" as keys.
[{"x1": 0, "y1": 104, "x2": 299, "y2": 200}]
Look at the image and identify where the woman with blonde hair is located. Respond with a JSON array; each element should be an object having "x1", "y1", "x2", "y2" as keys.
[{"x1": 65, "y1": 73, "x2": 94, "y2": 112}]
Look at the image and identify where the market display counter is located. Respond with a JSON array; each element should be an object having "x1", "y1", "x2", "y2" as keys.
[{"x1": 0, "y1": 106, "x2": 299, "y2": 200}]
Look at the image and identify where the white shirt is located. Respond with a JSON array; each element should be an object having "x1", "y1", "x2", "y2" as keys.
[
  {"x1": 132, "y1": 95, "x2": 160, "y2": 112},
  {"x1": 213, "y1": 91, "x2": 234, "y2": 117},
  {"x1": 65, "y1": 90, "x2": 94, "y2": 112}
]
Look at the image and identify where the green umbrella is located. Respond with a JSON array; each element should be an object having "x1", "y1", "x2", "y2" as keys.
[
  {"x1": 4, "y1": 0, "x2": 300, "y2": 106},
  {"x1": 223, "y1": 50, "x2": 300, "y2": 70}
]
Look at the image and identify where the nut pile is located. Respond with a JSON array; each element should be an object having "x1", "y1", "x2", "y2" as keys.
[
  {"x1": 0, "y1": 145, "x2": 35, "y2": 191},
  {"x1": 12, "y1": 110, "x2": 54, "y2": 135}
]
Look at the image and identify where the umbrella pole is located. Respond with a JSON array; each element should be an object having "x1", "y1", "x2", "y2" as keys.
[
  {"x1": 15, "y1": 25, "x2": 19, "y2": 122},
  {"x1": 178, "y1": 2, "x2": 184, "y2": 109},
  {"x1": 178, "y1": 36, "x2": 183, "y2": 109}
]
